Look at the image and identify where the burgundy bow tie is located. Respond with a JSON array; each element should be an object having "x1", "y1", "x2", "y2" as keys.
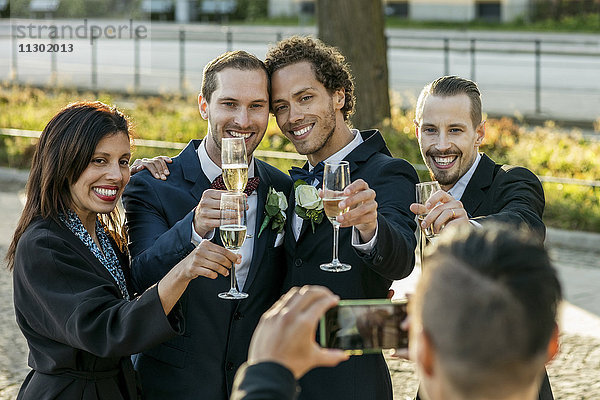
[{"x1": 211, "y1": 175, "x2": 260, "y2": 195}]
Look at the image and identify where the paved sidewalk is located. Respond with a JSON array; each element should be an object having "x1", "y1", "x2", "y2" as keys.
[{"x1": 1, "y1": 167, "x2": 599, "y2": 398}]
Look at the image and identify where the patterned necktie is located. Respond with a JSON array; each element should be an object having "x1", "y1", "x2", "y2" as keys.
[
  {"x1": 288, "y1": 162, "x2": 325, "y2": 186},
  {"x1": 211, "y1": 175, "x2": 260, "y2": 195}
]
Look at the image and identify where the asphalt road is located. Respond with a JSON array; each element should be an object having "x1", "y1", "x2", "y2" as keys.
[{"x1": 1, "y1": 21, "x2": 599, "y2": 123}]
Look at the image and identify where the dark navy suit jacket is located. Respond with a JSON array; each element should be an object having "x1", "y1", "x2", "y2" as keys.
[
  {"x1": 283, "y1": 130, "x2": 419, "y2": 400},
  {"x1": 464, "y1": 153, "x2": 546, "y2": 239},
  {"x1": 122, "y1": 140, "x2": 292, "y2": 400}
]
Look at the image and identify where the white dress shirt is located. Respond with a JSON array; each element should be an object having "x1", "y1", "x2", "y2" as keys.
[
  {"x1": 292, "y1": 129, "x2": 378, "y2": 252},
  {"x1": 190, "y1": 140, "x2": 257, "y2": 291},
  {"x1": 447, "y1": 152, "x2": 482, "y2": 201},
  {"x1": 446, "y1": 152, "x2": 482, "y2": 227}
]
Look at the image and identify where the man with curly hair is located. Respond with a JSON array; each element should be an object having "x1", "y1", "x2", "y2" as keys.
[{"x1": 264, "y1": 36, "x2": 419, "y2": 400}]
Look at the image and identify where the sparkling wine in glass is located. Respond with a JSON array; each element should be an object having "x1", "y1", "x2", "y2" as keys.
[
  {"x1": 221, "y1": 137, "x2": 248, "y2": 193},
  {"x1": 218, "y1": 193, "x2": 249, "y2": 299},
  {"x1": 416, "y1": 181, "x2": 442, "y2": 239},
  {"x1": 320, "y1": 161, "x2": 351, "y2": 272}
]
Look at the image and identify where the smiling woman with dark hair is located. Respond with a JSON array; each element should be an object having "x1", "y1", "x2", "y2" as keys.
[{"x1": 6, "y1": 101, "x2": 237, "y2": 400}]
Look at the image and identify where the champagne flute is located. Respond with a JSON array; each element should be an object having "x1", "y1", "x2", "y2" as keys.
[
  {"x1": 416, "y1": 181, "x2": 442, "y2": 239},
  {"x1": 320, "y1": 161, "x2": 351, "y2": 272},
  {"x1": 218, "y1": 193, "x2": 249, "y2": 299},
  {"x1": 221, "y1": 137, "x2": 248, "y2": 193}
]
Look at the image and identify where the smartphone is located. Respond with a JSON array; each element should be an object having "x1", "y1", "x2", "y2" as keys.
[{"x1": 319, "y1": 298, "x2": 409, "y2": 355}]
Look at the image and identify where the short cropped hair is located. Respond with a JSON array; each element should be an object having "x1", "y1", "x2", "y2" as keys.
[
  {"x1": 416, "y1": 75, "x2": 482, "y2": 129},
  {"x1": 201, "y1": 50, "x2": 268, "y2": 103},
  {"x1": 265, "y1": 36, "x2": 355, "y2": 121},
  {"x1": 415, "y1": 224, "x2": 561, "y2": 397}
]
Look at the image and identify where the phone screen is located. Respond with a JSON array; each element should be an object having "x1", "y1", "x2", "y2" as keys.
[{"x1": 319, "y1": 299, "x2": 408, "y2": 355}]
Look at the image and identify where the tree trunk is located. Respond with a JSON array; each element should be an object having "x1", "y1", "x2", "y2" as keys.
[{"x1": 317, "y1": 0, "x2": 391, "y2": 130}]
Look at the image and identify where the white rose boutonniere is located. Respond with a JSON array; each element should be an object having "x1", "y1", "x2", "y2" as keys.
[
  {"x1": 258, "y1": 187, "x2": 288, "y2": 238},
  {"x1": 294, "y1": 180, "x2": 324, "y2": 233}
]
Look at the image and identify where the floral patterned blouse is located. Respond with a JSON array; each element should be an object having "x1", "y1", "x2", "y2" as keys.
[{"x1": 59, "y1": 209, "x2": 130, "y2": 301}]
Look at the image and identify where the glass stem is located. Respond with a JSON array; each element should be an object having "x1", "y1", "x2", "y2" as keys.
[
  {"x1": 230, "y1": 260, "x2": 238, "y2": 291},
  {"x1": 332, "y1": 223, "x2": 340, "y2": 265}
]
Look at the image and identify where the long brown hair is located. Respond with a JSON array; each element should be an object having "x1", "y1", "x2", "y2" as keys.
[{"x1": 6, "y1": 101, "x2": 131, "y2": 270}]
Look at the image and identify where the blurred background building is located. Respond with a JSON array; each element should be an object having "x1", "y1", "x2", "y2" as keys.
[{"x1": 4, "y1": 0, "x2": 599, "y2": 24}]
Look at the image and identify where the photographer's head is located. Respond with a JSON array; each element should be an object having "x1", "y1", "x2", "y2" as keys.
[{"x1": 411, "y1": 224, "x2": 561, "y2": 400}]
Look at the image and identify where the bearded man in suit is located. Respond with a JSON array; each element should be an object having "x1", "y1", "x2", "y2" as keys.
[
  {"x1": 410, "y1": 75, "x2": 545, "y2": 239},
  {"x1": 410, "y1": 75, "x2": 552, "y2": 399},
  {"x1": 122, "y1": 51, "x2": 292, "y2": 400},
  {"x1": 264, "y1": 36, "x2": 418, "y2": 400}
]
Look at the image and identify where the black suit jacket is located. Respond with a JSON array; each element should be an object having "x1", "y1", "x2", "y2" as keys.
[
  {"x1": 122, "y1": 140, "x2": 292, "y2": 400},
  {"x1": 13, "y1": 218, "x2": 182, "y2": 400},
  {"x1": 231, "y1": 362, "x2": 297, "y2": 400},
  {"x1": 283, "y1": 130, "x2": 418, "y2": 400},
  {"x1": 463, "y1": 153, "x2": 545, "y2": 239}
]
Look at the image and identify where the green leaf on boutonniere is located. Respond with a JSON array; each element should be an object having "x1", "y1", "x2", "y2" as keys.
[
  {"x1": 258, "y1": 215, "x2": 271, "y2": 238},
  {"x1": 293, "y1": 179, "x2": 308, "y2": 190},
  {"x1": 258, "y1": 186, "x2": 288, "y2": 238},
  {"x1": 295, "y1": 205, "x2": 308, "y2": 220},
  {"x1": 306, "y1": 208, "x2": 324, "y2": 233},
  {"x1": 271, "y1": 213, "x2": 285, "y2": 234},
  {"x1": 265, "y1": 194, "x2": 281, "y2": 216}
]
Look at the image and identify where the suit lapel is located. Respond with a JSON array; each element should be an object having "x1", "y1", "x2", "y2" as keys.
[
  {"x1": 298, "y1": 213, "x2": 311, "y2": 239},
  {"x1": 346, "y1": 130, "x2": 391, "y2": 162},
  {"x1": 178, "y1": 139, "x2": 222, "y2": 245},
  {"x1": 461, "y1": 153, "x2": 495, "y2": 215},
  {"x1": 284, "y1": 182, "x2": 298, "y2": 252},
  {"x1": 291, "y1": 130, "x2": 387, "y2": 241},
  {"x1": 244, "y1": 160, "x2": 272, "y2": 291},
  {"x1": 179, "y1": 139, "x2": 211, "y2": 201},
  {"x1": 294, "y1": 162, "x2": 313, "y2": 240},
  {"x1": 57, "y1": 221, "x2": 124, "y2": 295},
  {"x1": 344, "y1": 130, "x2": 390, "y2": 176}
]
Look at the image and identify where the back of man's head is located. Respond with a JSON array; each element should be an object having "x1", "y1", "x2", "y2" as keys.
[
  {"x1": 201, "y1": 50, "x2": 268, "y2": 103},
  {"x1": 413, "y1": 224, "x2": 561, "y2": 399}
]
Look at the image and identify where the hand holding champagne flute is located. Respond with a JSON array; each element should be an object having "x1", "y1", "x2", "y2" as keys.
[
  {"x1": 221, "y1": 137, "x2": 248, "y2": 193},
  {"x1": 320, "y1": 161, "x2": 351, "y2": 272},
  {"x1": 415, "y1": 181, "x2": 442, "y2": 239},
  {"x1": 218, "y1": 193, "x2": 249, "y2": 299}
]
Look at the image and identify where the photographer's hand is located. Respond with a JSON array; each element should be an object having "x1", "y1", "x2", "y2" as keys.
[{"x1": 247, "y1": 286, "x2": 349, "y2": 379}]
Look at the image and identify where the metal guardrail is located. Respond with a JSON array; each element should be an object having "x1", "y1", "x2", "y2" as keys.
[
  {"x1": 0, "y1": 128, "x2": 308, "y2": 161},
  {"x1": 2, "y1": 22, "x2": 600, "y2": 115},
  {"x1": 2, "y1": 128, "x2": 597, "y2": 188}
]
